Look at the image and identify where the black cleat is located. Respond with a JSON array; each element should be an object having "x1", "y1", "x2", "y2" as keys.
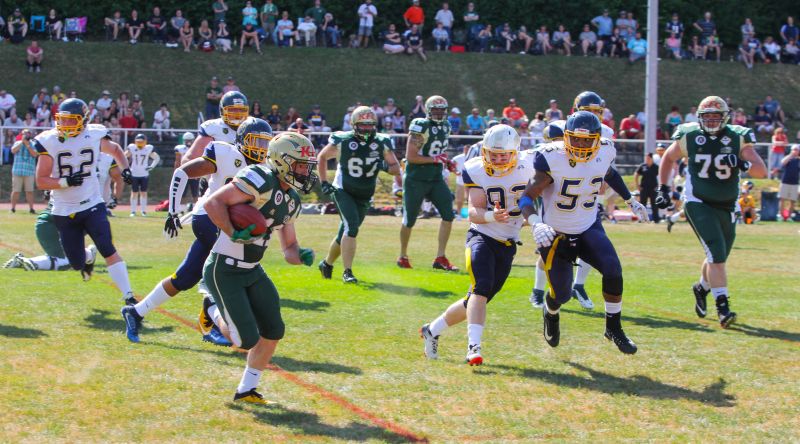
[
  {"x1": 318, "y1": 260, "x2": 333, "y2": 279},
  {"x1": 715, "y1": 295, "x2": 737, "y2": 328},
  {"x1": 666, "y1": 217, "x2": 675, "y2": 233},
  {"x1": 542, "y1": 306, "x2": 560, "y2": 348},
  {"x1": 692, "y1": 282, "x2": 709, "y2": 318},
  {"x1": 342, "y1": 268, "x2": 358, "y2": 284},
  {"x1": 604, "y1": 327, "x2": 638, "y2": 354}
]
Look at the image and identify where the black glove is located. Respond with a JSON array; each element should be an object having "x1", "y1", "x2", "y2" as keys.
[
  {"x1": 655, "y1": 184, "x2": 672, "y2": 209},
  {"x1": 65, "y1": 172, "x2": 85, "y2": 187},
  {"x1": 320, "y1": 181, "x2": 335, "y2": 196},
  {"x1": 721, "y1": 154, "x2": 738, "y2": 169},
  {"x1": 164, "y1": 212, "x2": 183, "y2": 239},
  {"x1": 121, "y1": 168, "x2": 133, "y2": 184},
  {"x1": 739, "y1": 160, "x2": 752, "y2": 172},
  {"x1": 108, "y1": 197, "x2": 118, "y2": 209}
]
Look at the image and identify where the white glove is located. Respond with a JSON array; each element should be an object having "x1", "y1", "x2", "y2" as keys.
[
  {"x1": 531, "y1": 223, "x2": 557, "y2": 249},
  {"x1": 627, "y1": 198, "x2": 650, "y2": 222}
]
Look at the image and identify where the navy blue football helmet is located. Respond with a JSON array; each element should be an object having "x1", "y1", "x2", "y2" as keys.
[
  {"x1": 220, "y1": 91, "x2": 249, "y2": 128},
  {"x1": 564, "y1": 111, "x2": 602, "y2": 163},
  {"x1": 236, "y1": 117, "x2": 273, "y2": 164},
  {"x1": 572, "y1": 91, "x2": 605, "y2": 118},
  {"x1": 543, "y1": 120, "x2": 566, "y2": 142},
  {"x1": 55, "y1": 98, "x2": 90, "y2": 138}
]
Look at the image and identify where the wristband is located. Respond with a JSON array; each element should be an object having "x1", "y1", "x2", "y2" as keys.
[
  {"x1": 58, "y1": 178, "x2": 68, "y2": 188},
  {"x1": 527, "y1": 213, "x2": 542, "y2": 225},
  {"x1": 518, "y1": 194, "x2": 534, "y2": 210},
  {"x1": 484, "y1": 210, "x2": 496, "y2": 223}
]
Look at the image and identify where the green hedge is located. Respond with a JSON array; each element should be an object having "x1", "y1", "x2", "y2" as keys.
[{"x1": 14, "y1": 1, "x2": 799, "y2": 49}]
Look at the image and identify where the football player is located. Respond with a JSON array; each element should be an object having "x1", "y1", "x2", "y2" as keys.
[
  {"x1": 317, "y1": 106, "x2": 400, "y2": 284},
  {"x1": 125, "y1": 133, "x2": 160, "y2": 217},
  {"x1": 655, "y1": 96, "x2": 766, "y2": 327},
  {"x1": 421, "y1": 124, "x2": 533, "y2": 365},
  {"x1": 398, "y1": 95, "x2": 459, "y2": 271},
  {"x1": 33, "y1": 98, "x2": 135, "y2": 303},
  {"x1": 202, "y1": 132, "x2": 317, "y2": 405},
  {"x1": 738, "y1": 181, "x2": 757, "y2": 224},
  {"x1": 174, "y1": 131, "x2": 200, "y2": 212},
  {"x1": 96, "y1": 151, "x2": 123, "y2": 215},
  {"x1": 121, "y1": 118, "x2": 273, "y2": 344},
  {"x1": 182, "y1": 91, "x2": 249, "y2": 164},
  {"x1": 520, "y1": 111, "x2": 641, "y2": 355}
]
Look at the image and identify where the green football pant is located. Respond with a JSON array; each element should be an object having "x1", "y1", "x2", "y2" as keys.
[
  {"x1": 402, "y1": 177, "x2": 454, "y2": 228},
  {"x1": 203, "y1": 253, "x2": 284, "y2": 349},
  {"x1": 684, "y1": 201, "x2": 736, "y2": 263},
  {"x1": 35, "y1": 211, "x2": 66, "y2": 259},
  {"x1": 333, "y1": 189, "x2": 371, "y2": 243}
]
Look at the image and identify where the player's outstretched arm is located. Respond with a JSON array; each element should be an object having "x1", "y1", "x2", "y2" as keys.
[
  {"x1": 278, "y1": 224, "x2": 302, "y2": 265},
  {"x1": 405, "y1": 133, "x2": 438, "y2": 165},
  {"x1": 740, "y1": 145, "x2": 767, "y2": 178},
  {"x1": 147, "y1": 151, "x2": 161, "y2": 171},
  {"x1": 382, "y1": 148, "x2": 401, "y2": 175},
  {"x1": 606, "y1": 167, "x2": 648, "y2": 222},
  {"x1": 109, "y1": 166, "x2": 124, "y2": 200},
  {"x1": 205, "y1": 183, "x2": 254, "y2": 238},
  {"x1": 183, "y1": 135, "x2": 214, "y2": 164},
  {"x1": 167, "y1": 158, "x2": 216, "y2": 215},
  {"x1": 468, "y1": 187, "x2": 508, "y2": 224},
  {"x1": 35, "y1": 154, "x2": 63, "y2": 190}
]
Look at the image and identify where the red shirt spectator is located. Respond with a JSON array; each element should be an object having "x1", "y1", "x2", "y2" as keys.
[
  {"x1": 502, "y1": 98, "x2": 526, "y2": 123},
  {"x1": 403, "y1": 1, "x2": 424, "y2": 28},
  {"x1": 772, "y1": 128, "x2": 788, "y2": 154},
  {"x1": 119, "y1": 111, "x2": 138, "y2": 129},
  {"x1": 619, "y1": 114, "x2": 642, "y2": 138}
]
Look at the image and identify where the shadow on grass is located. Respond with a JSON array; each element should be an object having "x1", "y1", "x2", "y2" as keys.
[
  {"x1": 84, "y1": 309, "x2": 175, "y2": 334},
  {"x1": 727, "y1": 323, "x2": 800, "y2": 343},
  {"x1": 228, "y1": 403, "x2": 415, "y2": 443},
  {"x1": 281, "y1": 299, "x2": 331, "y2": 312},
  {"x1": 480, "y1": 362, "x2": 735, "y2": 407},
  {"x1": 361, "y1": 281, "x2": 457, "y2": 299},
  {"x1": 91, "y1": 264, "x2": 152, "y2": 273},
  {"x1": 562, "y1": 308, "x2": 715, "y2": 333},
  {"x1": 0, "y1": 323, "x2": 48, "y2": 338}
]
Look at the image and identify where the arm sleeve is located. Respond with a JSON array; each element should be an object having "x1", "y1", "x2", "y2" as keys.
[
  {"x1": 604, "y1": 167, "x2": 633, "y2": 201},
  {"x1": 168, "y1": 168, "x2": 190, "y2": 214}
]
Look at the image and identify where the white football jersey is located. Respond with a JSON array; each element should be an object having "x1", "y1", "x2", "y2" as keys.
[
  {"x1": 601, "y1": 123, "x2": 614, "y2": 140},
  {"x1": 96, "y1": 152, "x2": 116, "y2": 202},
  {"x1": 536, "y1": 140, "x2": 615, "y2": 235},
  {"x1": 452, "y1": 153, "x2": 466, "y2": 185},
  {"x1": 174, "y1": 144, "x2": 188, "y2": 158},
  {"x1": 462, "y1": 151, "x2": 535, "y2": 242},
  {"x1": 126, "y1": 144, "x2": 156, "y2": 177},
  {"x1": 193, "y1": 141, "x2": 247, "y2": 215},
  {"x1": 34, "y1": 124, "x2": 108, "y2": 216},
  {"x1": 199, "y1": 118, "x2": 237, "y2": 144}
]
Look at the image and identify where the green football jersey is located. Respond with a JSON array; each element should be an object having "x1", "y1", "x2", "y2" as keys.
[
  {"x1": 673, "y1": 122, "x2": 756, "y2": 209},
  {"x1": 405, "y1": 117, "x2": 450, "y2": 182},
  {"x1": 329, "y1": 131, "x2": 393, "y2": 199},
  {"x1": 211, "y1": 165, "x2": 301, "y2": 263}
]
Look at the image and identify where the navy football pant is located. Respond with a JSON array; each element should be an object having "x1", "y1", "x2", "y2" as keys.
[
  {"x1": 464, "y1": 229, "x2": 516, "y2": 304},
  {"x1": 170, "y1": 214, "x2": 219, "y2": 291},
  {"x1": 52, "y1": 203, "x2": 116, "y2": 270}
]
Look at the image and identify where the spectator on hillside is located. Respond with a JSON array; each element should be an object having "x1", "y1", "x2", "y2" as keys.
[
  {"x1": 4, "y1": 109, "x2": 22, "y2": 130},
  {"x1": 410, "y1": 95, "x2": 425, "y2": 119},
  {"x1": 261, "y1": 0, "x2": 279, "y2": 45},
  {"x1": 516, "y1": 26, "x2": 535, "y2": 54},
  {"x1": 119, "y1": 108, "x2": 138, "y2": 132},
  {"x1": 369, "y1": 100, "x2": 385, "y2": 125},
  {"x1": 297, "y1": 15, "x2": 317, "y2": 47},
  {"x1": 382, "y1": 98, "x2": 396, "y2": 117},
  {"x1": 391, "y1": 108, "x2": 406, "y2": 133},
  {"x1": 266, "y1": 104, "x2": 282, "y2": 130},
  {"x1": 609, "y1": 27, "x2": 627, "y2": 57},
  {"x1": 628, "y1": 32, "x2": 647, "y2": 63},
  {"x1": 179, "y1": 19, "x2": 194, "y2": 52},
  {"x1": 104, "y1": 10, "x2": 125, "y2": 41},
  {"x1": 476, "y1": 25, "x2": 493, "y2": 52},
  {"x1": 7, "y1": 8, "x2": 27, "y2": 44},
  {"x1": 403, "y1": 0, "x2": 425, "y2": 34},
  {"x1": 307, "y1": 105, "x2": 330, "y2": 146},
  {"x1": 341, "y1": 106, "x2": 354, "y2": 131},
  {"x1": 241, "y1": 21, "x2": 263, "y2": 53},
  {"x1": 198, "y1": 19, "x2": 213, "y2": 45},
  {"x1": 545, "y1": 100, "x2": 562, "y2": 122},
  {"x1": 591, "y1": 9, "x2": 613, "y2": 50},
  {"x1": 284, "y1": 107, "x2": 300, "y2": 128},
  {"x1": 536, "y1": 26, "x2": 553, "y2": 55},
  {"x1": 779, "y1": 145, "x2": 800, "y2": 220},
  {"x1": 128, "y1": 9, "x2": 145, "y2": 44},
  {"x1": 707, "y1": 31, "x2": 723, "y2": 61},
  {"x1": 694, "y1": 11, "x2": 716, "y2": 58},
  {"x1": 619, "y1": 114, "x2": 641, "y2": 140},
  {"x1": 666, "y1": 32, "x2": 682, "y2": 59},
  {"x1": 10, "y1": 129, "x2": 37, "y2": 214},
  {"x1": 87, "y1": 101, "x2": 98, "y2": 122},
  {"x1": 383, "y1": 24, "x2": 405, "y2": 54},
  {"x1": 321, "y1": 13, "x2": 339, "y2": 47},
  {"x1": 616, "y1": 10, "x2": 633, "y2": 41},
  {"x1": 435, "y1": 3, "x2": 454, "y2": 37},
  {"x1": 168, "y1": 10, "x2": 186, "y2": 48},
  {"x1": 625, "y1": 12, "x2": 639, "y2": 39},
  {"x1": 26, "y1": 41, "x2": 44, "y2": 72},
  {"x1": 499, "y1": 23, "x2": 517, "y2": 53},
  {"x1": 22, "y1": 111, "x2": 35, "y2": 128},
  {"x1": 213, "y1": 0, "x2": 229, "y2": 24},
  {"x1": 448, "y1": 108, "x2": 462, "y2": 134},
  {"x1": 117, "y1": 91, "x2": 130, "y2": 112},
  {"x1": 739, "y1": 37, "x2": 757, "y2": 69},
  {"x1": 51, "y1": 86, "x2": 65, "y2": 105},
  {"x1": 665, "y1": 12, "x2": 683, "y2": 40},
  {"x1": 769, "y1": 127, "x2": 788, "y2": 178},
  {"x1": 406, "y1": 24, "x2": 426, "y2": 61},
  {"x1": 216, "y1": 21, "x2": 232, "y2": 52},
  {"x1": 552, "y1": 24, "x2": 572, "y2": 56},
  {"x1": 465, "y1": 108, "x2": 485, "y2": 135},
  {"x1": 147, "y1": 6, "x2": 167, "y2": 44},
  {"x1": 205, "y1": 77, "x2": 222, "y2": 119},
  {"x1": 276, "y1": 11, "x2": 296, "y2": 47},
  {"x1": 46, "y1": 9, "x2": 63, "y2": 41},
  {"x1": 780, "y1": 16, "x2": 798, "y2": 44},
  {"x1": 784, "y1": 38, "x2": 799, "y2": 64},
  {"x1": 30, "y1": 88, "x2": 50, "y2": 113},
  {"x1": 288, "y1": 117, "x2": 309, "y2": 135},
  {"x1": 153, "y1": 103, "x2": 171, "y2": 141},
  {"x1": 664, "y1": 106, "x2": 682, "y2": 134},
  {"x1": 96, "y1": 90, "x2": 113, "y2": 111},
  {"x1": 103, "y1": 101, "x2": 120, "y2": 121},
  {"x1": 463, "y1": 2, "x2": 480, "y2": 36},
  {"x1": 304, "y1": 0, "x2": 326, "y2": 44},
  {"x1": 131, "y1": 96, "x2": 146, "y2": 127},
  {"x1": 753, "y1": 108, "x2": 774, "y2": 135},
  {"x1": 0, "y1": 90, "x2": 17, "y2": 121},
  {"x1": 602, "y1": 107, "x2": 615, "y2": 132},
  {"x1": 242, "y1": 1, "x2": 258, "y2": 26},
  {"x1": 764, "y1": 95, "x2": 785, "y2": 124},
  {"x1": 530, "y1": 112, "x2": 546, "y2": 145},
  {"x1": 222, "y1": 77, "x2": 238, "y2": 94},
  {"x1": 250, "y1": 101, "x2": 264, "y2": 119},
  {"x1": 732, "y1": 108, "x2": 747, "y2": 126},
  {"x1": 763, "y1": 37, "x2": 781, "y2": 63},
  {"x1": 688, "y1": 35, "x2": 704, "y2": 60},
  {"x1": 483, "y1": 108, "x2": 496, "y2": 126},
  {"x1": 740, "y1": 18, "x2": 755, "y2": 40},
  {"x1": 579, "y1": 24, "x2": 599, "y2": 56},
  {"x1": 503, "y1": 98, "x2": 527, "y2": 125},
  {"x1": 35, "y1": 101, "x2": 51, "y2": 127},
  {"x1": 432, "y1": 22, "x2": 450, "y2": 51},
  {"x1": 357, "y1": 1, "x2": 378, "y2": 48}
]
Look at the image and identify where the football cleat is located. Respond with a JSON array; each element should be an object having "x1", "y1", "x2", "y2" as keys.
[
  {"x1": 129, "y1": 212, "x2": 136, "y2": 217},
  {"x1": 571, "y1": 285, "x2": 594, "y2": 310},
  {"x1": 20, "y1": 257, "x2": 38, "y2": 271},
  {"x1": 124, "y1": 292, "x2": 138, "y2": 307},
  {"x1": 542, "y1": 306, "x2": 560, "y2": 348},
  {"x1": 318, "y1": 260, "x2": 333, "y2": 279},
  {"x1": 3, "y1": 253, "x2": 24, "y2": 269},
  {"x1": 233, "y1": 388, "x2": 273, "y2": 405},
  {"x1": 121, "y1": 306, "x2": 142, "y2": 343},
  {"x1": 604, "y1": 327, "x2": 638, "y2": 354},
  {"x1": 199, "y1": 294, "x2": 216, "y2": 335},
  {"x1": 692, "y1": 282, "x2": 709, "y2": 318},
  {"x1": 396, "y1": 256, "x2": 412, "y2": 269},
  {"x1": 432, "y1": 256, "x2": 459, "y2": 272},
  {"x1": 203, "y1": 325, "x2": 233, "y2": 347},
  {"x1": 81, "y1": 247, "x2": 97, "y2": 281},
  {"x1": 529, "y1": 289, "x2": 545, "y2": 308},
  {"x1": 342, "y1": 268, "x2": 358, "y2": 284},
  {"x1": 715, "y1": 295, "x2": 737, "y2": 328},
  {"x1": 465, "y1": 344, "x2": 483, "y2": 366},
  {"x1": 420, "y1": 323, "x2": 439, "y2": 359},
  {"x1": 666, "y1": 217, "x2": 675, "y2": 233}
]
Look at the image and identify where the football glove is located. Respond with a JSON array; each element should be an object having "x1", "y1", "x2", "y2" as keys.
[
  {"x1": 531, "y1": 222, "x2": 557, "y2": 249},
  {"x1": 721, "y1": 154, "x2": 746, "y2": 170},
  {"x1": 298, "y1": 247, "x2": 315, "y2": 266},
  {"x1": 739, "y1": 160, "x2": 752, "y2": 172},
  {"x1": 320, "y1": 181, "x2": 336, "y2": 196},
  {"x1": 655, "y1": 184, "x2": 672, "y2": 209},
  {"x1": 65, "y1": 172, "x2": 85, "y2": 187},
  {"x1": 231, "y1": 224, "x2": 257, "y2": 244},
  {"x1": 108, "y1": 197, "x2": 118, "y2": 209},
  {"x1": 626, "y1": 198, "x2": 650, "y2": 222},
  {"x1": 121, "y1": 168, "x2": 133, "y2": 185},
  {"x1": 434, "y1": 153, "x2": 456, "y2": 172},
  {"x1": 164, "y1": 213, "x2": 183, "y2": 239}
]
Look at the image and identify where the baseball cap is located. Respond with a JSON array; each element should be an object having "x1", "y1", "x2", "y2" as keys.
[
  {"x1": 550, "y1": 99, "x2": 557, "y2": 104},
  {"x1": 211, "y1": 76, "x2": 219, "y2": 81},
  {"x1": 271, "y1": 104, "x2": 279, "y2": 110},
  {"x1": 102, "y1": 90, "x2": 111, "y2": 95},
  {"x1": 451, "y1": 107, "x2": 461, "y2": 114}
]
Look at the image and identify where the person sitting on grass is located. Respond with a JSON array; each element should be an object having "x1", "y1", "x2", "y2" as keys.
[
  {"x1": 239, "y1": 22, "x2": 262, "y2": 54},
  {"x1": 405, "y1": 24, "x2": 426, "y2": 61}
]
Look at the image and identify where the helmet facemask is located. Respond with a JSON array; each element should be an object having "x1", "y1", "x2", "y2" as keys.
[
  {"x1": 698, "y1": 111, "x2": 728, "y2": 135},
  {"x1": 351, "y1": 107, "x2": 378, "y2": 140},
  {"x1": 481, "y1": 147, "x2": 517, "y2": 177},
  {"x1": 222, "y1": 104, "x2": 249, "y2": 128},
  {"x1": 564, "y1": 129, "x2": 600, "y2": 163},
  {"x1": 55, "y1": 113, "x2": 85, "y2": 138},
  {"x1": 239, "y1": 132, "x2": 272, "y2": 164},
  {"x1": 281, "y1": 154, "x2": 319, "y2": 194}
]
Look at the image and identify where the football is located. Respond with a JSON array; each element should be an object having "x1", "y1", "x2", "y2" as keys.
[{"x1": 228, "y1": 203, "x2": 267, "y2": 236}]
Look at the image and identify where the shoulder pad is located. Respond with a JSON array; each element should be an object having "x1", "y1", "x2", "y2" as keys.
[
  {"x1": 235, "y1": 165, "x2": 276, "y2": 196},
  {"x1": 408, "y1": 118, "x2": 428, "y2": 133},
  {"x1": 87, "y1": 124, "x2": 111, "y2": 139}
]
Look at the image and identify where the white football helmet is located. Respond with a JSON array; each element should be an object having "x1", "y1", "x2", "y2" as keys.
[{"x1": 481, "y1": 124, "x2": 519, "y2": 177}]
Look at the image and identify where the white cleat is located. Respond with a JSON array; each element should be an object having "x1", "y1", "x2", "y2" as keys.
[
  {"x1": 420, "y1": 324, "x2": 439, "y2": 359},
  {"x1": 465, "y1": 344, "x2": 483, "y2": 366},
  {"x1": 86, "y1": 245, "x2": 98, "y2": 265}
]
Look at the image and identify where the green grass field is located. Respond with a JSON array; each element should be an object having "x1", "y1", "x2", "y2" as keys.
[{"x1": 1, "y1": 211, "x2": 799, "y2": 442}]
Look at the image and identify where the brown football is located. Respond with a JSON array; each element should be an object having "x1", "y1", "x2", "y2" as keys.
[{"x1": 229, "y1": 203, "x2": 267, "y2": 236}]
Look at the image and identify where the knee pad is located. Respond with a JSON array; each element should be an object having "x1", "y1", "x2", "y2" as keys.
[
  {"x1": 263, "y1": 320, "x2": 285, "y2": 341},
  {"x1": 602, "y1": 275, "x2": 623, "y2": 296}
]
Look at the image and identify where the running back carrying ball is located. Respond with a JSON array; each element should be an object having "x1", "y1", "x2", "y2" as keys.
[{"x1": 228, "y1": 203, "x2": 267, "y2": 236}]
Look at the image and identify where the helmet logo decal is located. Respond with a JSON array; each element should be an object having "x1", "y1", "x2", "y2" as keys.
[{"x1": 300, "y1": 146, "x2": 315, "y2": 158}]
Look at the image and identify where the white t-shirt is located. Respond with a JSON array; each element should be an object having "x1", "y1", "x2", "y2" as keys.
[
  {"x1": 0, "y1": 93, "x2": 16, "y2": 111},
  {"x1": 434, "y1": 9, "x2": 454, "y2": 28},
  {"x1": 358, "y1": 4, "x2": 377, "y2": 27}
]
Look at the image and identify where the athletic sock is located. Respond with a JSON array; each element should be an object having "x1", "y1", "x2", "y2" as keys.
[
  {"x1": 534, "y1": 264, "x2": 548, "y2": 292},
  {"x1": 604, "y1": 301, "x2": 622, "y2": 314},
  {"x1": 29, "y1": 255, "x2": 53, "y2": 270},
  {"x1": 134, "y1": 283, "x2": 171, "y2": 317},
  {"x1": 208, "y1": 304, "x2": 224, "y2": 329},
  {"x1": 710, "y1": 287, "x2": 728, "y2": 300},
  {"x1": 699, "y1": 276, "x2": 710, "y2": 291},
  {"x1": 669, "y1": 212, "x2": 681, "y2": 223},
  {"x1": 573, "y1": 260, "x2": 591, "y2": 286},
  {"x1": 53, "y1": 257, "x2": 70, "y2": 270},
  {"x1": 545, "y1": 296, "x2": 560, "y2": 314},
  {"x1": 237, "y1": 366, "x2": 262, "y2": 394},
  {"x1": 130, "y1": 199, "x2": 137, "y2": 214},
  {"x1": 429, "y1": 314, "x2": 449, "y2": 337},
  {"x1": 467, "y1": 323, "x2": 484, "y2": 348},
  {"x1": 107, "y1": 261, "x2": 133, "y2": 298},
  {"x1": 142, "y1": 196, "x2": 148, "y2": 213}
]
